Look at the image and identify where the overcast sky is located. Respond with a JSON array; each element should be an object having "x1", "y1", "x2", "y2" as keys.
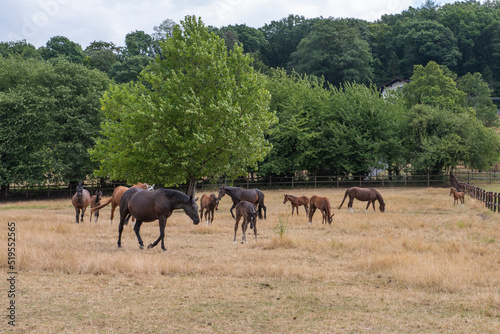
[{"x1": 2, "y1": 0, "x2": 465, "y2": 48}]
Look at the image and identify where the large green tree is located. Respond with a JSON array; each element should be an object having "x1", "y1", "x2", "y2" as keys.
[
  {"x1": 39, "y1": 36, "x2": 85, "y2": 63},
  {"x1": 90, "y1": 16, "x2": 277, "y2": 196},
  {"x1": 0, "y1": 57, "x2": 111, "y2": 186},
  {"x1": 400, "y1": 61, "x2": 500, "y2": 173},
  {"x1": 288, "y1": 18, "x2": 374, "y2": 87}
]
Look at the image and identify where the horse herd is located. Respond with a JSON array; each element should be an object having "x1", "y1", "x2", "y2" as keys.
[{"x1": 71, "y1": 183, "x2": 464, "y2": 252}]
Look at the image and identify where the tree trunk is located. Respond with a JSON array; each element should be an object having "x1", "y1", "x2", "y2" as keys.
[{"x1": 186, "y1": 177, "x2": 197, "y2": 198}]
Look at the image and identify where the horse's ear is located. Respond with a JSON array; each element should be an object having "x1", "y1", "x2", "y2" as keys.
[{"x1": 194, "y1": 197, "x2": 199, "y2": 202}]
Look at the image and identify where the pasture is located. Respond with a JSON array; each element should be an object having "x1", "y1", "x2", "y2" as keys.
[{"x1": 1, "y1": 187, "x2": 499, "y2": 333}]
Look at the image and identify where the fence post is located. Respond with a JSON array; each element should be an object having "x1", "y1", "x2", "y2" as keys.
[
  {"x1": 314, "y1": 176, "x2": 317, "y2": 188},
  {"x1": 427, "y1": 171, "x2": 430, "y2": 187}
]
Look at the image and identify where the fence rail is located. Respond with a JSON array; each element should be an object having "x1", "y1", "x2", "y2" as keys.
[
  {"x1": 2, "y1": 171, "x2": 499, "y2": 202},
  {"x1": 451, "y1": 173, "x2": 499, "y2": 213}
]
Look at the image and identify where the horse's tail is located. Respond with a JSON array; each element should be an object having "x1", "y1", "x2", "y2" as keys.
[
  {"x1": 123, "y1": 213, "x2": 132, "y2": 226},
  {"x1": 338, "y1": 189, "x2": 349, "y2": 209},
  {"x1": 91, "y1": 197, "x2": 112, "y2": 213},
  {"x1": 257, "y1": 204, "x2": 263, "y2": 220}
]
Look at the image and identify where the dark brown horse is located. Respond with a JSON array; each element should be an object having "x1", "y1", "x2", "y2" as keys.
[
  {"x1": 218, "y1": 186, "x2": 266, "y2": 220},
  {"x1": 199, "y1": 193, "x2": 219, "y2": 225},
  {"x1": 338, "y1": 187, "x2": 386, "y2": 213},
  {"x1": 283, "y1": 194, "x2": 309, "y2": 216},
  {"x1": 117, "y1": 188, "x2": 200, "y2": 251},
  {"x1": 308, "y1": 195, "x2": 334, "y2": 225},
  {"x1": 449, "y1": 188, "x2": 465, "y2": 208},
  {"x1": 89, "y1": 190, "x2": 102, "y2": 223},
  {"x1": 71, "y1": 182, "x2": 91, "y2": 223},
  {"x1": 233, "y1": 201, "x2": 258, "y2": 244},
  {"x1": 91, "y1": 182, "x2": 149, "y2": 225}
]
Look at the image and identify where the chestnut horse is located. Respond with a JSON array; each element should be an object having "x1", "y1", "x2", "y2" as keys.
[
  {"x1": 233, "y1": 201, "x2": 258, "y2": 244},
  {"x1": 338, "y1": 187, "x2": 386, "y2": 213},
  {"x1": 117, "y1": 188, "x2": 199, "y2": 251},
  {"x1": 199, "y1": 193, "x2": 219, "y2": 225},
  {"x1": 71, "y1": 182, "x2": 91, "y2": 223},
  {"x1": 308, "y1": 195, "x2": 334, "y2": 225},
  {"x1": 91, "y1": 183, "x2": 150, "y2": 225},
  {"x1": 283, "y1": 194, "x2": 309, "y2": 216},
  {"x1": 449, "y1": 188, "x2": 465, "y2": 208},
  {"x1": 218, "y1": 186, "x2": 266, "y2": 220},
  {"x1": 89, "y1": 190, "x2": 102, "y2": 223}
]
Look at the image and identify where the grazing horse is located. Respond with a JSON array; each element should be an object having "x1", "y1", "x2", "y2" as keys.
[
  {"x1": 117, "y1": 188, "x2": 200, "y2": 251},
  {"x1": 89, "y1": 190, "x2": 103, "y2": 223},
  {"x1": 308, "y1": 195, "x2": 334, "y2": 225},
  {"x1": 218, "y1": 186, "x2": 266, "y2": 220},
  {"x1": 199, "y1": 193, "x2": 219, "y2": 225},
  {"x1": 338, "y1": 187, "x2": 386, "y2": 213},
  {"x1": 283, "y1": 194, "x2": 309, "y2": 216},
  {"x1": 449, "y1": 188, "x2": 465, "y2": 208},
  {"x1": 71, "y1": 183, "x2": 91, "y2": 223},
  {"x1": 91, "y1": 183, "x2": 150, "y2": 225},
  {"x1": 233, "y1": 201, "x2": 258, "y2": 244}
]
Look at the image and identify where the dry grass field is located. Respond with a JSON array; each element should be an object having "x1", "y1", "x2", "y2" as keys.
[{"x1": 1, "y1": 187, "x2": 499, "y2": 333}]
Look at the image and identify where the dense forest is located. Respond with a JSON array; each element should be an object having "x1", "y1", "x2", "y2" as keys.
[{"x1": 1, "y1": 0, "x2": 499, "y2": 188}]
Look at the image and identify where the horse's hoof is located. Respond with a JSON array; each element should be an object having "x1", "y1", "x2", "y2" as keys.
[
  {"x1": 162, "y1": 248, "x2": 167, "y2": 252},
  {"x1": 139, "y1": 245, "x2": 144, "y2": 250},
  {"x1": 147, "y1": 243, "x2": 154, "y2": 249}
]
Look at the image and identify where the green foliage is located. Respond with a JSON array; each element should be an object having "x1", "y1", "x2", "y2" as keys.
[
  {"x1": 39, "y1": 36, "x2": 85, "y2": 64},
  {"x1": 90, "y1": 16, "x2": 277, "y2": 193},
  {"x1": 261, "y1": 69, "x2": 406, "y2": 177},
  {"x1": 0, "y1": 57, "x2": 112, "y2": 185},
  {"x1": 457, "y1": 72, "x2": 499, "y2": 127},
  {"x1": 274, "y1": 214, "x2": 288, "y2": 239},
  {"x1": 289, "y1": 18, "x2": 373, "y2": 87},
  {"x1": 402, "y1": 61, "x2": 467, "y2": 111}
]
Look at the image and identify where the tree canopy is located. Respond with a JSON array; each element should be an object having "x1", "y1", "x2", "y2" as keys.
[
  {"x1": 0, "y1": 57, "x2": 112, "y2": 185},
  {"x1": 90, "y1": 16, "x2": 277, "y2": 195}
]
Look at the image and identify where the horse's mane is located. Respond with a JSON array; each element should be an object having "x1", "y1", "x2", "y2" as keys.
[
  {"x1": 160, "y1": 189, "x2": 190, "y2": 203},
  {"x1": 286, "y1": 194, "x2": 297, "y2": 198},
  {"x1": 374, "y1": 190, "x2": 385, "y2": 204}
]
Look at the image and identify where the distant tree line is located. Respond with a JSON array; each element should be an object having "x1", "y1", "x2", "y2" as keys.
[{"x1": 1, "y1": 2, "x2": 499, "y2": 190}]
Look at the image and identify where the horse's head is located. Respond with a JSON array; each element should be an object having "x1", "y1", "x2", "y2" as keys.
[
  {"x1": 283, "y1": 194, "x2": 287, "y2": 204},
  {"x1": 247, "y1": 207, "x2": 257, "y2": 228},
  {"x1": 184, "y1": 195, "x2": 200, "y2": 225},
  {"x1": 147, "y1": 184, "x2": 155, "y2": 191},
  {"x1": 95, "y1": 190, "x2": 102, "y2": 200},
  {"x1": 210, "y1": 194, "x2": 219, "y2": 210},
  {"x1": 328, "y1": 213, "x2": 334, "y2": 224},
  {"x1": 218, "y1": 186, "x2": 226, "y2": 200},
  {"x1": 76, "y1": 183, "x2": 84, "y2": 199},
  {"x1": 379, "y1": 202, "x2": 386, "y2": 213}
]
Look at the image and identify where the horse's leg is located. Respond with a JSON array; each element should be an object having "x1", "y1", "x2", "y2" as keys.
[
  {"x1": 348, "y1": 197, "x2": 354, "y2": 213},
  {"x1": 304, "y1": 204, "x2": 309, "y2": 215},
  {"x1": 253, "y1": 219, "x2": 257, "y2": 242},
  {"x1": 148, "y1": 217, "x2": 167, "y2": 251},
  {"x1": 81, "y1": 207, "x2": 86, "y2": 222},
  {"x1": 241, "y1": 219, "x2": 247, "y2": 244},
  {"x1": 210, "y1": 208, "x2": 214, "y2": 224},
  {"x1": 75, "y1": 207, "x2": 79, "y2": 223},
  {"x1": 133, "y1": 221, "x2": 144, "y2": 249},
  {"x1": 308, "y1": 207, "x2": 316, "y2": 225},
  {"x1": 234, "y1": 217, "x2": 240, "y2": 244},
  {"x1": 365, "y1": 201, "x2": 371, "y2": 213},
  {"x1": 117, "y1": 213, "x2": 129, "y2": 248},
  {"x1": 230, "y1": 202, "x2": 237, "y2": 219},
  {"x1": 95, "y1": 209, "x2": 99, "y2": 223}
]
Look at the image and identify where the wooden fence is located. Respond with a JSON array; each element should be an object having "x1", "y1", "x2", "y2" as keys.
[{"x1": 451, "y1": 173, "x2": 499, "y2": 213}]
